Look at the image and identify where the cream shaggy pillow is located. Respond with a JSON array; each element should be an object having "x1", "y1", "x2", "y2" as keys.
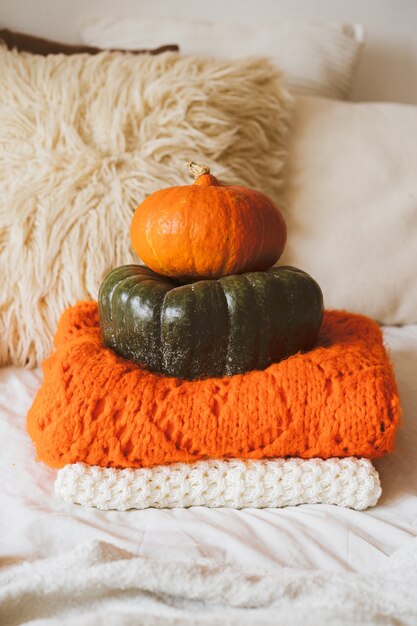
[
  {"x1": 0, "y1": 47, "x2": 292, "y2": 367},
  {"x1": 280, "y1": 95, "x2": 417, "y2": 325}
]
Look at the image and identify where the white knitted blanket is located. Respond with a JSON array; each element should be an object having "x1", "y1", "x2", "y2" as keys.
[
  {"x1": 55, "y1": 458, "x2": 381, "y2": 511},
  {"x1": 1, "y1": 538, "x2": 416, "y2": 625}
]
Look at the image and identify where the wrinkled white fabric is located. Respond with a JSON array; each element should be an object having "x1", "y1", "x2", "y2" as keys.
[{"x1": 0, "y1": 538, "x2": 416, "y2": 626}]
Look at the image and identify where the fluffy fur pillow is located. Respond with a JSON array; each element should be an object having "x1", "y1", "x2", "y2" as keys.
[{"x1": 0, "y1": 48, "x2": 292, "y2": 367}]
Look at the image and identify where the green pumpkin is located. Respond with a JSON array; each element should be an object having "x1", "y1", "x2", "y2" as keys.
[{"x1": 98, "y1": 265, "x2": 323, "y2": 380}]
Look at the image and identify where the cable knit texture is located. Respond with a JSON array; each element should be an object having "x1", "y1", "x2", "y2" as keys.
[
  {"x1": 27, "y1": 302, "x2": 400, "y2": 469},
  {"x1": 55, "y1": 458, "x2": 381, "y2": 511}
]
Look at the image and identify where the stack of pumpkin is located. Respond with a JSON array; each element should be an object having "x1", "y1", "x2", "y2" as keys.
[
  {"x1": 99, "y1": 162, "x2": 324, "y2": 380},
  {"x1": 28, "y1": 162, "x2": 401, "y2": 512}
]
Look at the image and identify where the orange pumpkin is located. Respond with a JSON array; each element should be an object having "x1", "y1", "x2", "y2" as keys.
[{"x1": 130, "y1": 162, "x2": 287, "y2": 281}]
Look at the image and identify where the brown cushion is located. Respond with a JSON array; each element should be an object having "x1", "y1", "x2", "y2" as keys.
[{"x1": 0, "y1": 28, "x2": 179, "y2": 56}]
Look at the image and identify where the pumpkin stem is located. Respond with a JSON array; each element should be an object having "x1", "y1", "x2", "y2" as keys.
[{"x1": 187, "y1": 161, "x2": 211, "y2": 179}]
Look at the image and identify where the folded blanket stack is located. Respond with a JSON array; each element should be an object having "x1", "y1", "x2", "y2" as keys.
[
  {"x1": 27, "y1": 164, "x2": 400, "y2": 510},
  {"x1": 28, "y1": 302, "x2": 399, "y2": 511}
]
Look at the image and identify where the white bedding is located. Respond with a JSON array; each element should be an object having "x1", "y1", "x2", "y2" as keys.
[{"x1": 0, "y1": 324, "x2": 416, "y2": 575}]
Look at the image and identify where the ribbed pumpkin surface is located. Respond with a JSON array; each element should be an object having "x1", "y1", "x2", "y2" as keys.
[
  {"x1": 130, "y1": 169, "x2": 287, "y2": 281},
  {"x1": 98, "y1": 265, "x2": 323, "y2": 380}
]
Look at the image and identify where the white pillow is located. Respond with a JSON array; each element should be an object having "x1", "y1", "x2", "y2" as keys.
[
  {"x1": 81, "y1": 17, "x2": 365, "y2": 100},
  {"x1": 280, "y1": 96, "x2": 417, "y2": 325}
]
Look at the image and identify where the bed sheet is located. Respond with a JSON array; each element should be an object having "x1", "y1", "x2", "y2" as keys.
[{"x1": 0, "y1": 324, "x2": 416, "y2": 574}]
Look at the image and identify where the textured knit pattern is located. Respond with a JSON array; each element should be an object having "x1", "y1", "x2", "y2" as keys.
[
  {"x1": 0, "y1": 46, "x2": 292, "y2": 368},
  {"x1": 55, "y1": 458, "x2": 381, "y2": 511},
  {"x1": 27, "y1": 302, "x2": 401, "y2": 469}
]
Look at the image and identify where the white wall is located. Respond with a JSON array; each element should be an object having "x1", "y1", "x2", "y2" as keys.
[{"x1": 1, "y1": 0, "x2": 417, "y2": 104}]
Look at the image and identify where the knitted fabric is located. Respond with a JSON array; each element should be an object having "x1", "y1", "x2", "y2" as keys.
[
  {"x1": 55, "y1": 458, "x2": 381, "y2": 511},
  {"x1": 27, "y1": 302, "x2": 401, "y2": 469}
]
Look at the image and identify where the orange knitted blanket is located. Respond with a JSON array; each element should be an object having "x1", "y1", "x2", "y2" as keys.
[{"x1": 27, "y1": 302, "x2": 401, "y2": 469}]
